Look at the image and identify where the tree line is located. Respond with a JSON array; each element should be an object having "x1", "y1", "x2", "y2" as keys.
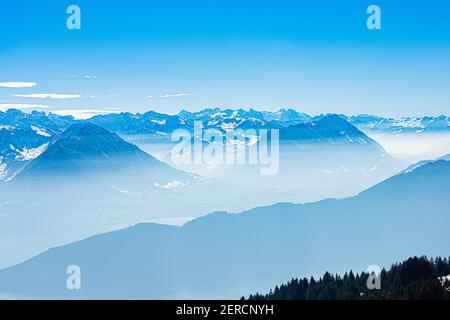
[{"x1": 245, "y1": 256, "x2": 450, "y2": 300}]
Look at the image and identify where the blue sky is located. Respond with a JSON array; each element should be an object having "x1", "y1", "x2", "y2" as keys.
[{"x1": 0, "y1": 0, "x2": 449, "y2": 117}]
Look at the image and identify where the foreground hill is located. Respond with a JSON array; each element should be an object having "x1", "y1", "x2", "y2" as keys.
[{"x1": 0, "y1": 159, "x2": 448, "y2": 299}]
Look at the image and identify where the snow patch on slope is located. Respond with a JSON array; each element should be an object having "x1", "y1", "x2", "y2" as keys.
[
  {"x1": 0, "y1": 157, "x2": 7, "y2": 180},
  {"x1": 0, "y1": 125, "x2": 15, "y2": 131},
  {"x1": 14, "y1": 143, "x2": 49, "y2": 161},
  {"x1": 31, "y1": 126, "x2": 51, "y2": 137}
]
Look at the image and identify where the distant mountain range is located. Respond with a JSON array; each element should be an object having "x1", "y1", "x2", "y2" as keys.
[
  {"x1": 0, "y1": 108, "x2": 411, "y2": 199},
  {"x1": 0, "y1": 108, "x2": 406, "y2": 182},
  {"x1": 343, "y1": 114, "x2": 450, "y2": 134},
  {"x1": 91, "y1": 110, "x2": 450, "y2": 135},
  {"x1": 1, "y1": 108, "x2": 448, "y2": 139},
  {"x1": 0, "y1": 158, "x2": 448, "y2": 299},
  {"x1": 0, "y1": 109, "x2": 74, "y2": 135},
  {"x1": 1, "y1": 107, "x2": 446, "y2": 197}
]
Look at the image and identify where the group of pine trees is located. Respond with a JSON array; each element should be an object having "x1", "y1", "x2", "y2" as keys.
[{"x1": 246, "y1": 256, "x2": 450, "y2": 300}]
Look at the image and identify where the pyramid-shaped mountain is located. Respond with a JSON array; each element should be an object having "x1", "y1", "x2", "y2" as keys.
[{"x1": 15, "y1": 123, "x2": 180, "y2": 178}]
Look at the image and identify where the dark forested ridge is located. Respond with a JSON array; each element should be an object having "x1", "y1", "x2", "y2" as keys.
[{"x1": 246, "y1": 256, "x2": 450, "y2": 300}]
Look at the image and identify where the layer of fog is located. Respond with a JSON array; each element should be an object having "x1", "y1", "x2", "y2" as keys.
[
  {"x1": 3, "y1": 132, "x2": 446, "y2": 270},
  {"x1": 127, "y1": 134, "x2": 404, "y2": 199},
  {"x1": 368, "y1": 132, "x2": 450, "y2": 163}
]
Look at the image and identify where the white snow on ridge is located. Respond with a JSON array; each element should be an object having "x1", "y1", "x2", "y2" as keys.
[
  {"x1": 356, "y1": 138, "x2": 368, "y2": 144},
  {"x1": 220, "y1": 122, "x2": 239, "y2": 131},
  {"x1": 207, "y1": 120, "x2": 220, "y2": 126},
  {"x1": 151, "y1": 119, "x2": 166, "y2": 125},
  {"x1": 0, "y1": 125, "x2": 15, "y2": 131},
  {"x1": 211, "y1": 112, "x2": 226, "y2": 118},
  {"x1": 393, "y1": 118, "x2": 425, "y2": 129},
  {"x1": 31, "y1": 126, "x2": 51, "y2": 137},
  {"x1": 14, "y1": 143, "x2": 49, "y2": 161},
  {"x1": 403, "y1": 163, "x2": 424, "y2": 174}
]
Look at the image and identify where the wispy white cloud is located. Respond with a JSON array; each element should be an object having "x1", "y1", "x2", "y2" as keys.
[
  {"x1": 0, "y1": 103, "x2": 49, "y2": 111},
  {"x1": 87, "y1": 94, "x2": 117, "y2": 99},
  {"x1": 161, "y1": 93, "x2": 191, "y2": 98},
  {"x1": 70, "y1": 75, "x2": 99, "y2": 79},
  {"x1": 52, "y1": 109, "x2": 122, "y2": 120},
  {"x1": 0, "y1": 82, "x2": 37, "y2": 88},
  {"x1": 148, "y1": 93, "x2": 192, "y2": 98},
  {"x1": 14, "y1": 93, "x2": 81, "y2": 99}
]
